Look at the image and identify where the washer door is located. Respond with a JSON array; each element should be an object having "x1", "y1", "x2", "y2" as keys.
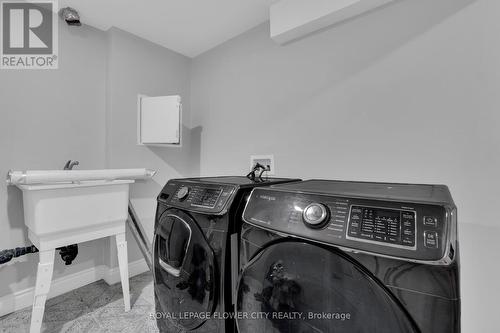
[
  {"x1": 154, "y1": 209, "x2": 216, "y2": 331},
  {"x1": 236, "y1": 241, "x2": 419, "y2": 333}
]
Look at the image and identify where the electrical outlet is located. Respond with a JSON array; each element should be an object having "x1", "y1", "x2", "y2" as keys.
[{"x1": 250, "y1": 155, "x2": 275, "y2": 176}]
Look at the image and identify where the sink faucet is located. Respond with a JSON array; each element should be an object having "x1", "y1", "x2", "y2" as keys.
[{"x1": 63, "y1": 160, "x2": 79, "y2": 170}]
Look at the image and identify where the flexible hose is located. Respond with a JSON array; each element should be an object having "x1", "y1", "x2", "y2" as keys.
[{"x1": 0, "y1": 245, "x2": 39, "y2": 264}]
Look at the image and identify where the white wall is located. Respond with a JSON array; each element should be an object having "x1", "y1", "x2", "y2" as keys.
[
  {"x1": 0, "y1": 25, "x2": 192, "y2": 307},
  {"x1": 190, "y1": 0, "x2": 500, "y2": 331},
  {"x1": 0, "y1": 22, "x2": 107, "y2": 297},
  {"x1": 105, "y1": 27, "x2": 194, "y2": 265}
]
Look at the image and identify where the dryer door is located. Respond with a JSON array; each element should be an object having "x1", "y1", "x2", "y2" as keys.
[
  {"x1": 154, "y1": 209, "x2": 216, "y2": 331},
  {"x1": 236, "y1": 241, "x2": 419, "y2": 333}
]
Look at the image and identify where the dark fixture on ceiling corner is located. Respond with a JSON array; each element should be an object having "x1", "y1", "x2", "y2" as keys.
[{"x1": 60, "y1": 7, "x2": 82, "y2": 26}]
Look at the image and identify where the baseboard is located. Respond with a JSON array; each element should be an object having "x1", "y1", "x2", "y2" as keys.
[
  {"x1": 102, "y1": 258, "x2": 150, "y2": 285},
  {"x1": 0, "y1": 258, "x2": 149, "y2": 317}
]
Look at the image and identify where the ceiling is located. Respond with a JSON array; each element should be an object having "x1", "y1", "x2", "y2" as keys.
[{"x1": 60, "y1": 0, "x2": 278, "y2": 58}]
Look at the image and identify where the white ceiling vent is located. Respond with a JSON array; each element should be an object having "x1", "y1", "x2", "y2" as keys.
[{"x1": 270, "y1": 0, "x2": 397, "y2": 44}]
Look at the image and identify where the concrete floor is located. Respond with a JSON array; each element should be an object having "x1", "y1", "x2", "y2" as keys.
[{"x1": 0, "y1": 272, "x2": 159, "y2": 333}]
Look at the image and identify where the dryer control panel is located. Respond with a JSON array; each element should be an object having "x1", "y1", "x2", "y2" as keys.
[
  {"x1": 242, "y1": 186, "x2": 456, "y2": 265},
  {"x1": 347, "y1": 206, "x2": 417, "y2": 250},
  {"x1": 158, "y1": 180, "x2": 236, "y2": 215}
]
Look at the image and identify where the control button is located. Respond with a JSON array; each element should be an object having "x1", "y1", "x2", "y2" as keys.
[
  {"x1": 349, "y1": 229, "x2": 359, "y2": 236},
  {"x1": 403, "y1": 220, "x2": 413, "y2": 228},
  {"x1": 402, "y1": 236, "x2": 415, "y2": 246},
  {"x1": 387, "y1": 236, "x2": 398, "y2": 243},
  {"x1": 423, "y1": 216, "x2": 438, "y2": 227},
  {"x1": 402, "y1": 212, "x2": 415, "y2": 220},
  {"x1": 424, "y1": 231, "x2": 439, "y2": 248},
  {"x1": 303, "y1": 203, "x2": 329, "y2": 228},
  {"x1": 402, "y1": 228, "x2": 414, "y2": 236},
  {"x1": 360, "y1": 232, "x2": 374, "y2": 239},
  {"x1": 176, "y1": 186, "x2": 190, "y2": 200},
  {"x1": 350, "y1": 220, "x2": 360, "y2": 228}
]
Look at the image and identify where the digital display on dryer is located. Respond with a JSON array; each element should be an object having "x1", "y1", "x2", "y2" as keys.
[{"x1": 348, "y1": 206, "x2": 416, "y2": 248}]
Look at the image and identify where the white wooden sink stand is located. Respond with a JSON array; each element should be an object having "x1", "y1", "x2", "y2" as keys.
[{"x1": 27, "y1": 222, "x2": 130, "y2": 333}]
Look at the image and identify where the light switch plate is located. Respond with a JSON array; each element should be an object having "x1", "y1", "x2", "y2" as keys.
[{"x1": 250, "y1": 155, "x2": 275, "y2": 176}]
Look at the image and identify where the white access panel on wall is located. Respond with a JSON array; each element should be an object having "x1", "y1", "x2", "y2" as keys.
[{"x1": 137, "y1": 95, "x2": 181, "y2": 146}]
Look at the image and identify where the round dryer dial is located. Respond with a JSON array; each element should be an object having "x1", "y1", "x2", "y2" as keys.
[
  {"x1": 176, "y1": 186, "x2": 190, "y2": 200},
  {"x1": 303, "y1": 203, "x2": 329, "y2": 228}
]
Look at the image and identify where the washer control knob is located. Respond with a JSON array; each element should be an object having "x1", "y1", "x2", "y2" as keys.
[
  {"x1": 176, "y1": 186, "x2": 190, "y2": 200},
  {"x1": 303, "y1": 203, "x2": 329, "y2": 228}
]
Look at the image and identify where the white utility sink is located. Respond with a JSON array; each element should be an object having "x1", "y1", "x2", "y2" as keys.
[
  {"x1": 7, "y1": 168, "x2": 155, "y2": 333},
  {"x1": 18, "y1": 179, "x2": 133, "y2": 237}
]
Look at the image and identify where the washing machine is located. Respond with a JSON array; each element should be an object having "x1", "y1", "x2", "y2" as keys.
[
  {"x1": 236, "y1": 180, "x2": 460, "y2": 333},
  {"x1": 153, "y1": 176, "x2": 300, "y2": 333}
]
